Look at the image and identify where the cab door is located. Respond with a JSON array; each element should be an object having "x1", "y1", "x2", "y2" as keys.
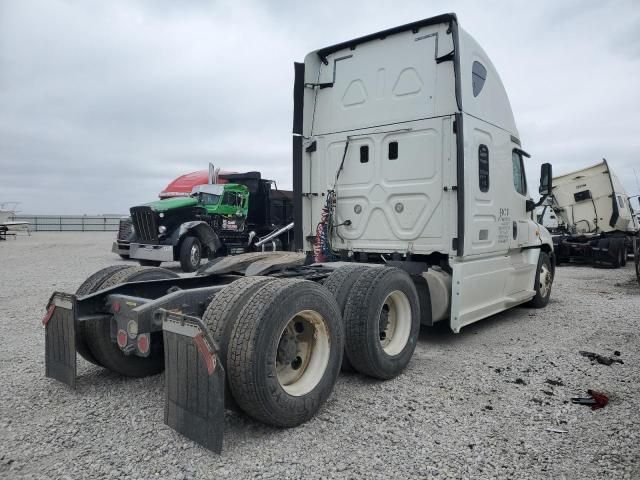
[{"x1": 510, "y1": 150, "x2": 530, "y2": 249}]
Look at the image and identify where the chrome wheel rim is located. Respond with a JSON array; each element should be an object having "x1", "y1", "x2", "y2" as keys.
[
  {"x1": 190, "y1": 243, "x2": 200, "y2": 266},
  {"x1": 539, "y1": 263, "x2": 552, "y2": 298},
  {"x1": 276, "y1": 310, "x2": 330, "y2": 396}
]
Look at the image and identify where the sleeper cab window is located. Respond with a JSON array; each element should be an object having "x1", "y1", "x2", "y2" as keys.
[
  {"x1": 388, "y1": 141, "x2": 398, "y2": 160},
  {"x1": 511, "y1": 151, "x2": 527, "y2": 196},
  {"x1": 478, "y1": 144, "x2": 489, "y2": 192},
  {"x1": 472, "y1": 61, "x2": 487, "y2": 97},
  {"x1": 360, "y1": 145, "x2": 369, "y2": 163}
]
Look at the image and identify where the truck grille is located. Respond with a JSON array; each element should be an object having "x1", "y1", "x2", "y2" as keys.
[
  {"x1": 117, "y1": 217, "x2": 133, "y2": 241},
  {"x1": 130, "y1": 207, "x2": 158, "y2": 243}
]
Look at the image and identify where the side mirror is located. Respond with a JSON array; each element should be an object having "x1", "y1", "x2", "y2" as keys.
[
  {"x1": 526, "y1": 199, "x2": 536, "y2": 212},
  {"x1": 539, "y1": 163, "x2": 552, "y2": 196}
]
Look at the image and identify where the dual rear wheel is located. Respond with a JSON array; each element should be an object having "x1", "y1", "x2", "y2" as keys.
[
  {"x1": 202, "y1": 266, "x2": 420, "y2": 426},
  {"x1": 337, "y1": 266, "x2": 420, "y2": 379},
  {"x1": 74, "y1": 264, "x2": 421, "y2": 428},
  {"x1": 75, "y1": 265, "x2": 179, "y2": 376},
  {"x1": 204, "y1": 278, "x2": 343, "y2": 426}
]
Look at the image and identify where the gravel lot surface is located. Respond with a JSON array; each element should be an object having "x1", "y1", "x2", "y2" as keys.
[{"x1": 1, "y1": 232, "x2": 639, "y2": 479}]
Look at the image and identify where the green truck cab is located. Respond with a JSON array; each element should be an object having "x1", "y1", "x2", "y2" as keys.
[{"x1": 127, "y1": 172, "x2": 293, "y2": 272}]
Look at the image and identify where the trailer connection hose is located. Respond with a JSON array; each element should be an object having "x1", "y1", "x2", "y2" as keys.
[{"x1": 314, "y1": 190, "x2": 338, "y2": 262}]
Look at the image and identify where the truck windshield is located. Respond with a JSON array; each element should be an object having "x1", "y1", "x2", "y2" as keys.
[{"x1": 200, "y1": 193, "x2": 220, "y2": 205}]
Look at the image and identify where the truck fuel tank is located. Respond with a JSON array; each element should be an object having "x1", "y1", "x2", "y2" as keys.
[{"x1": 421, "y1": 267, "x2": 452, "y2": 323}]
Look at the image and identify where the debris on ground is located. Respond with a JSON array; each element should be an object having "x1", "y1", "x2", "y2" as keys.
[
  {"x1": 546, "y1": 378, "x2": 564, "y2": 386},
  {"x1": 579, "y1": 350, "x2": 624, "y2": 366},
  {"x1": 571, "y1": 390, "x2": 609, "y2": 410},
  {"x1": 545, "y1": 427, "x2": 568, "y2": 434},
  {"x1": 2, "y1": 232, "x2": 639, "y2": 479}
]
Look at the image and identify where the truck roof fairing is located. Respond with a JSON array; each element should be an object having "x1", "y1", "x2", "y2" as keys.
[{"x1": 302, "y1": 12, "x2": 519, "y2": 138}]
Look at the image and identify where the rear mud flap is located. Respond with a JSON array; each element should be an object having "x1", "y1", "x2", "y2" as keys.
[
  {"x1": 44, "y1": 293, "x2": 77, "y2": 389},
  {"x1": 161, "y1": 310, "x2": 225, "y2": 453}
]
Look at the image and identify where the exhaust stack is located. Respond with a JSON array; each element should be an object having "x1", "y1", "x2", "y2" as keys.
[{"x1": 208, "y1": 163, "x2": 220, "y2": 185}]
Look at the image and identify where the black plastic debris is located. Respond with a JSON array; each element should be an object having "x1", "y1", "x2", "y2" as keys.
[
  {"x1": 571, "y1": 390, "x2": 609, "y2": 410},
  {"x1": 579, "y1": 350, "x2": 624, "y2": 366},
  {"x1": 545, "y1": 378, "x2": 564, "y2": 386}
]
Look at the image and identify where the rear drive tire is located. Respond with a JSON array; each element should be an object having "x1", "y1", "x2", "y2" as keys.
[
  {"x1": 322, "y1": 264, "x2": 373, "y2": 372},
  {"x1": 608, "y1": 238, "x2": 623, "y2": 268},
  {"x1": 84, "y1": 266, "x2": 179, "y2": 377},
  {"x1": 202, "y1": 276, "x2": 278, "y2": 410},
  {"x1": 343, "y1": 267, "x2": 420, "y2": 380},
  {"x1": 526, "y1": 252, "x2": 553, "y2": 308},
  {"x1": 138, "y1": 260, "x2": 162, "y2": 267},
  {"x1": 179, "y1": 236, "x2": 202, "y2": 272},
  {"x1": 635, "y1": 239, "x2": 640, "y2": 285},
  {"x1": 75, "y1": 265, "x2": 134, "y2": 366},
  {"x1": 227, "y1": 279, "x2": 343, "y2": 427}
]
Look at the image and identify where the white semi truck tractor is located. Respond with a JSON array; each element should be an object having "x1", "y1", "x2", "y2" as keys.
[
  {"x1": 549, "y1": 159, "x2": 639, "y2": 267},
  {"x1": 43, "y1": 13, "x2": 555, "y2": 453}
]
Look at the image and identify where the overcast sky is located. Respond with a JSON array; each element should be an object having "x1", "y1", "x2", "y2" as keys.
[{"x1": 1, "y1": 0, "x2": 639, "y2": 214}]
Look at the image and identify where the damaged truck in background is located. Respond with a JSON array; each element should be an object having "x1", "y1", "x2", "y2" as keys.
[
  {"x1": 44, "y1": 13, "x2": 556, "y2": 453},
  {"x1": 545, "y1": 159, "x2": 639, "y2": 267}
]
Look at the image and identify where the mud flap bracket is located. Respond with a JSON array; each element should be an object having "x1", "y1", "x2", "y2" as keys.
[
  {"x1": 161, "y1": 310, "x2": 225, "y2": 454},
  {"x1": 44, "y1": 293, "x2": 77, "y2": 389}
]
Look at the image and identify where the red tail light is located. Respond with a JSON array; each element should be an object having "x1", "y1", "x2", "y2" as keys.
[
  {"x1": 137, "y1": 334, "x2": 150, "y2": 354},
  {"x1": 117, "y1": 330, "x2": 128, "y2": 348}
]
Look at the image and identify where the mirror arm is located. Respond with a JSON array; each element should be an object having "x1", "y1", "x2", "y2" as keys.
[
  {"x1": 527, "y1": 193, "x2": 550, "y2": 213},
  {"x1": 535, "y1": 193, "x2": 550, "y2": 209}
]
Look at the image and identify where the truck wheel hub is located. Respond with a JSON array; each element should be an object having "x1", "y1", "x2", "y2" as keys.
[
  {"x1": 277, "y1": 332, "x2": 298, "y2": 365},
  {"x1": 379, "y1": 307, "x2": 390, "y2": 340},
  {"x1": 190, "y1": 244, "x2": 200, "y2": 265},
  {"x1": 539, "y1": 264, "x2": 552, "y2": 297}
]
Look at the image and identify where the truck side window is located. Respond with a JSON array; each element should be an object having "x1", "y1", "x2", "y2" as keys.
[
  {"x1": 511, "y1": 151, "x2": 527, "y2": 196},
  {"x1": 223, "y1": 191, "x2": 237, "y2": 205},
  {"x1": 472, "y1": 61, "x2": 487, "y2": 97},
  {"x1": 478, "y1": 144, "x2": 489, "y2": 192}
]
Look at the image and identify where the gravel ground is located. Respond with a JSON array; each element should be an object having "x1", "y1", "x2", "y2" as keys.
[{"x1": 1, "y1": 232, "x2": 639, "y2": 479}]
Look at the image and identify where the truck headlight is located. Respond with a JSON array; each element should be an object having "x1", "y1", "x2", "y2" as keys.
[
  {"x1": 159, "y1": 212, "x2": 165, "y2": 218},
  {"x1": 158, "y1": 225, "x2": 167, "y2": 234}
]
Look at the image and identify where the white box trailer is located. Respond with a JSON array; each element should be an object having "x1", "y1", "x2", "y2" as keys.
[
  {"x1": 43, "y1": 13, "x2": 556, "y2": 453},
  {"x1": 550, "y1": 159, "x2": 639, "y2": 267}
]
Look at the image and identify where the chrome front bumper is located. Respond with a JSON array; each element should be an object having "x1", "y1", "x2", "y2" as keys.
[
  {"x1": 111, "y1": 241, "x2": 130, "y2": 255},
  {"x1": 129, "y1": 243, "x2": 174, "y2": 262}
]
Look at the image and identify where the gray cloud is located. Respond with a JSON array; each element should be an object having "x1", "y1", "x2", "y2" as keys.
[{"x1": 1, "y1": 0, "x2": 639, "y2": 214}]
